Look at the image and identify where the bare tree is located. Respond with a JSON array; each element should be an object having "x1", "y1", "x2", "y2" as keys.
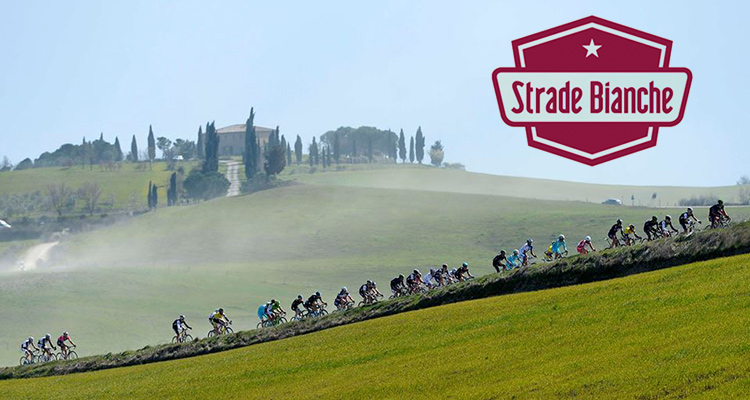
[
  {"x1": 0, "y1": 156, "x2": 12, "y2": 171},
  {"x1": 78, "y1": 183, "x2": 102, "y2": 215},
  {"x1": 738, "y1": 175, "x2": 750, "y2": 186},
  {"x1": 47, "y1": 183, "x2": 72, "y2": 216}
]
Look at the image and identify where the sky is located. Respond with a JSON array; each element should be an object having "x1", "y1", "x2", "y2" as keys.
[{"x1": 0, "y1": 0, "x2": 747, "y2": 186}]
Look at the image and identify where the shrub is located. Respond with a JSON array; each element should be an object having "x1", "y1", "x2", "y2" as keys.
[{"x1": 183, "y1": 169, "x2": 230, "y2": 200}]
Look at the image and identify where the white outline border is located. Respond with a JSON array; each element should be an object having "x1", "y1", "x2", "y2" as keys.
[{"x1": 519, "y1": 22, "x2": 666, "y2": 160}]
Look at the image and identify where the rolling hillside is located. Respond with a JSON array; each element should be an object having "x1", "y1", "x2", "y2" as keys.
[
  {"x1": 286, "y1": 165, "x2": 745, "y2": 206},
  {"x1": 2, "y1": 253, "x2": 748, "y2": 398}
]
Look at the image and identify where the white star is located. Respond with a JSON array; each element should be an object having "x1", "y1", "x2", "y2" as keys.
[{"x1": 582, "y1": 39, "x2": 602, "y2": 58}]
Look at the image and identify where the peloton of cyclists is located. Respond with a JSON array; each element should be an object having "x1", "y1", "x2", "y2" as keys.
[
  {"x1": 679, "y1": 207, "x2": 700, "y2": 233},
  {"x1": 577, "y1": 236, "x2": 596, "y2": 254}
]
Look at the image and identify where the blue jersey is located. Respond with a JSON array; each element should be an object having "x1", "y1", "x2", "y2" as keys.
[{"x1": 552, "y1": 240, "x2": 567, "y2": 254}]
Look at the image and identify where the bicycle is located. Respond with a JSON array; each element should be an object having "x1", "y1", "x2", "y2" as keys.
[
  {"x1": 357, "y1": 293, "x2": 381, "y2": 307},
  {"x1": 172, "y1": 329, "x2": 193, "y2": 344},
  {"x1": 207, "y1": 320, "x2": 233, "y2": 337},
  {"x1": 37, "y1": 350, "x2": 57, "y2": 363},
  {"x1": 19, "y1": 350, "x2": 39, "y2": 366},
  {"x1": 257, "y1": 314, "x2": 288, "y2": 329},
  {"x1": 389, "y1": 287, "x2": 408, "y2": 299},
  {"x1": 56, "y1": 346, "x2": 78, "y2": 361}
]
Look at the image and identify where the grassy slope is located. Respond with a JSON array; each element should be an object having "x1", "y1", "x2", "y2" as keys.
[
  {"x1": 0, "y1": 161, "x2": 197, "y2": 212},
  {"x1": 286, "y1": 165, "x2": 743, "y2": 206},
  {"x1": 2, "y1": 253, "x2": 748, "y2": 399},
  {"x1": 6, "y1": 182, "x2": 743, "y2": 365}
]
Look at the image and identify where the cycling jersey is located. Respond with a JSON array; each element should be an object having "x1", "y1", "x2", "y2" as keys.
[
  {"x1": 519, "y1": 243, "x2": 533, "y2": 255},
  {"x1": 709, "y1": 204, "x2": 723, "y2": 216},
  {"x1": 624, "y1": 226, "x2": 635, "y2": 235},
  {"x1": 291, "y1": 298, "x2": 303, "y2": 310},
  {"x1": 57, "y1": 334, "x2": 70, "y2": 344},
  {"x1": 492, "y1": 254, "x2": 507, "y2": 268},
  {"x1": 551, "y1": 240, "x2": 567, "y2": 254},
  {"x1": 608, "y1": 224, "x2": 622, "y2": 237},
  {"x1": 423, "y1": 273, "x2": 433, "y2": 285},
  {"x1": 644, "y1": 220, "x2": 658, "y2": 231},
  {"x1": 359, "y1": 285, "x2": 368, "y2": 295},
  {"x1": 172, "y1": 319, "x2": 183, "y2": 331},
  {"x1": 406, "y1": 274, "x2": 418, "y2": 285},
  {"x1": 21, "y1": 340, "x2": 31, "y2": 350},
  {"x1": 577, "y1": 240, "x2": 587, "y2": 251},
  {"x1": 390, "y1": 277, "x2": 403, "y2": 290},
  {"x1": 660, "y1": 221, "x2": 668, "y2": 230},
  {"x1": 507, "y1": 255, "x2": 522, "y2": 268},
  {"x1": 212, "y1": 312, "x2": 225, "y2": 322},
  {"x1": 257, "y1": 306, "x2": 267, "y2": 321}
]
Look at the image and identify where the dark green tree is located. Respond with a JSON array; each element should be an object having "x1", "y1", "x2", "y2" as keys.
[
  {"x1": 409, "y1": 136, "x2": 415, "y2": 163},
  {"x1": 398, "y1": 129, "x2": 406, "y2": 163},
  {"x1": 114, "y1": 137, "x2": 123, "y2": 162},
  {"x1": 264, "y1": 127, "x2": 286, "y2": 179},
  {"x1": 294, "y1": 135, "x2": 303, "y2": 165},
  {"x1": 415, "y1": 126, "x2": 425, "y2": 164},
  {"x1": 286, "y1": 142, "x2": 292, "y2": 166},
  {"x1": 312, "y1": 137, "x2": 320, "y2": 165},
  {"x1": 168, "y1": 172, "x2": 178, "y2": 206},
  {"x1": 147, "y1": 181, "x2": 153, "y2": 209},
  {"x1": 203, "y1": 121, "x2": 219, "y2": 173},
  {"x1": 326, "y1": 146, "x2": 332, "y2": 167},
  {"x1": 147, "y1": 125, "x2": 156, "y2": 162},
  {"x1": 244, "y1": 108, "x2": 259, "y2": 179},
  {"x1": 197, "y1": 126, "x2": 205, "y2": 160},
  {"x1": 367, "y1": 137, "x2": 373, "y2": 163},
  {"x1": 130, "y1": 135, "x2": 139, "y2": 162},
  {"x1": 152, "y1": 183, "x2": 158, "y2": 209}
]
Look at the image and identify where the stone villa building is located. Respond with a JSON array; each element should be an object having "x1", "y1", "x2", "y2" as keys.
[{"x1": 210, "y1": 124, "x2": 275, "y2": 157}]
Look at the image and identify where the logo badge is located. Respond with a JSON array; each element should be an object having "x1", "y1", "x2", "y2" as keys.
[{"x1": 492, "y1": 16, "x2": 692, "y2": 165}]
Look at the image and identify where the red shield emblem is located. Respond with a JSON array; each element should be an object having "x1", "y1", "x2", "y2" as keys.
[{"x1": 492, "y1": 16, "x2": 692, "y2": 165}]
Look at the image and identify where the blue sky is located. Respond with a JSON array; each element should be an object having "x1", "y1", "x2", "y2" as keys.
[{"x1": 0, "y1": 1, "x2": 746, "y2": 186}]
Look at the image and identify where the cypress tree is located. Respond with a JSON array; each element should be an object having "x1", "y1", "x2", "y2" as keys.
[
  {"x1": 152, "y1": 183, "x2": 158, "y2": 209},
  {"x1": 203, "y1": 121, "x2": 219, "y2": 173},
  {"x1": 130, "y1": 135, "x2": 139, "y2": 162},
  {"x1": 197, "y1": 126, "x2": 205, "y2": 160},
  {"x1": 409, "y1": 136, "x2": 415, "y2": 163},
  {"x1": 286, "y1": 142, "x2": 292, "y2": 166},
  {"x1": 114, "y1": 136, "x2": 123, "y2": 162},
  {"x1": 294, "y1": 135, "x2": 303, "y2": 165},
  {"x1": 326, "y1": 146, "x2": 332, "y2": 167},
  {"x1": 398, "y1": 129, "x2": 406, "y2": 163},
  {"x1": 147, "y1": 181, "x2": 153, "y2": 209},
  {"x1": 308, "y1": 142, "x2": 314, "y2": 167},
  {"x1": 168, "y1": 172, "x2": 177, "y2": 206},
  {"x1": 244, "y1": 108, "x2": 258, "y2": 179},
  {"x1": 367, "y1": 137, "x2": 373, "y2": 163},
  {"x1": 415, "y1": 126, "x2": 425, "y2": 164},
  {"x1": 147, "y1": 125, "x2": 156, "y2": 162},
  {"x1": 312, "y1": 137, "x2": 319, "y2": 165}
]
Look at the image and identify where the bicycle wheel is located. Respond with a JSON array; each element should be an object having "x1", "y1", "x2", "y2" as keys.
[
  {"x1": 207, "y1": 330, "x2": 215, "y2": 338},
  {"x1": 257, "y1": 322, "x2": 264, "y2": 329},
  {"x1": 319, "y1": 309, "x2": 328, "y2": 316},
  {"x1": 278, "y1": 316, "x2": 287, "y2": 324},
  {"x1": 67, "y1": 351, "x2": 78, "y2": 360},
  {"x1": 358, "y1": 301, "x2": 366, "y2": 307},
  {"x1": 224, "y1": 327, "x2": 233, "y2": 334},
  {"x1": 19, "y1": 357, "x2": 26, "y2": 366},
  {"x1": 172, "y1": 335, "x2": 179, "y2": 344},
  {"x1": 183, "y1": 334, "x2": 193, "y2": 342},
  {"x1": 49, "y1": 353, "x2": 58, "y2": 361}
]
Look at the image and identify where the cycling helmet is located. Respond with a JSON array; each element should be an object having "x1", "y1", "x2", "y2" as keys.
[
  {"x1": 315, "y1": 291, "x2": 321, "y2": 296},
  {"x1": 617, "y1": 219, "x2": 623, "y2": 224},
  {"x1": 513, "y1": 249, "x2": 519, "y2": 255},
  {"x1": 271, "y1": 298, "x2": 276, "y2": 303},
  {"x1": 687, "y1": 207, "x2": 693, "y2": 213},
  {"x1": 430, "y1": 268, "x2": 436, "y2": 274},
  {"x1": 718, "y1": 199, "x2": 724, "y2": 205},
  {"x1": 179, "y1": 315, "x2": 185, "y2": 319},
  {"x1": 28, "y1": 337, "x2": 33, "y2": 342},
  {"x1": 462, "y1": 262, "x2": 468, "y2": 267},
  {"x1": 63, "y1": 332, "x2": 68, "y2": 336},
  {"x1": 665, "y1": 215, "x2": 672, "y2": 221},
  {"x1": 558, "y1": 234, "x2": 565, "y2": 240},
  {"x1": 341, "y1": 287, "x2": 347, "y2": 293},
  {"x1": 500, "y1": 249, "x2": 506, "y2": 254},
  {"x1": 585, "y1": 235, "x2": 591, "y2": 242},
  {"x1": 372, "y1": 281, "x2": 377, "y2": 286},
  {"x1": 398, "y1": 274, "x2": 404, "y2": 279},
  {"x1": 527, "y1": 238, "x2": 533, "y2": 244},
  {"x1": 629, "y1": 224, "x2": 635, "y2": 228},
  {"x1": 652, "y1": 216, "x2": 658, "y2": 221},
  {"x1": 218, "y1": 308, "x2": 224, "y2": 313},
  {"x1": 45, "y1": 334, "x2": 51, "y2": 339},
  {"x1": 297, "y1": 294, "x2": 303, "y2": 299},
  {"x1": 442, "y1": 264, "x2": 448, "y2": 268},
  {"x1": 413, "y1": 269, "x2": 420, "y2": 275}
]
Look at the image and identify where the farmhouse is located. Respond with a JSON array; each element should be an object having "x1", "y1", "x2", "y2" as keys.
[{"x1": 211, "y1": 124, "x2": 275, "y2": 157}]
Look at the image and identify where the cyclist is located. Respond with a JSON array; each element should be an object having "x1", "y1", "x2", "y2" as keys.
[
  {"x1": 390, "y1": 274, "x2": 406, "y2": 296},
  {"x1": 454, "y1": 262, "x2": 474, "y2": 282},
  {"x1": 576, "y1": 236, "x2": 596, "y2": 254},
  {"x1": 679, "y1": 207, "x2": 700, "y2": 233},
  {"x1": 519, "y1": 239, "x2": 537, "y2": 266},
  {"x1": 21, "y1": 337, "x2": 37, "y2": 364},
  {"x1": 305, "y1": 292, "x2": 326, "y2": 315},
  {"x1": 623, "y1": 224, "x2": 642, "y2": 245},
  {"x1": 644, "y1": 216, "x2": 660, "y2": 240},
  {"x1": 607, "y1": 219, "x2": 624, "y2": 248},
  {"x1": 406, "y1": 269, "x2": 423, "y2": 293},
  {"x1": 492, "y1": 250, "x2": 507, "y2": 273},
  {"x1": 269, "y1": 298, "x2": 285, "y2": 320},
  {"x1": 209, "y1": 308, "x2": 230, "y2": 335},
  {"x1": 436, "y1": 264, "x2": 450, "y2": 286},
  {"x1": 57, "y1": 332, "x2": 76, "y2": 358},
  {"x1": 549, "y1": 235, "x2": 568, "y2": 260},
  {"x1": 38, "y1": 334, "x2": 56, "y2": 361},
  {"x1": 423, "y1": 269, "x2": 437, "y2": 288},
  {"x1": 507, "y1": 250, "x2": 523, "y2": 269},
  {"x1": 291, "y1": 295, "x2": 305, "y2": 320},
  {"x1": 172, "y1": 315, "x2": 192, "y2": 341},
  {"x1": 660, "y1": 215, "x2": 679, "y2": 237},
  {"x1": 709, "y1": 200, "x2": 730, "y2": 228},
  {"x1": 369, "y1": 280, "x2": 383, "y2": 298}
]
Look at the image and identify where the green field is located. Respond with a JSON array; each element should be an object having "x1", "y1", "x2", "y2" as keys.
[
  {"x1": 287, "y1": 165, "x2": 744, "y2": 206},
  {"x1": 2, "y1": 253, "x2": 748, "y2": 398},
  {"x1": 0, "y1": 161, "x2": 197, "y2": 213}
]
